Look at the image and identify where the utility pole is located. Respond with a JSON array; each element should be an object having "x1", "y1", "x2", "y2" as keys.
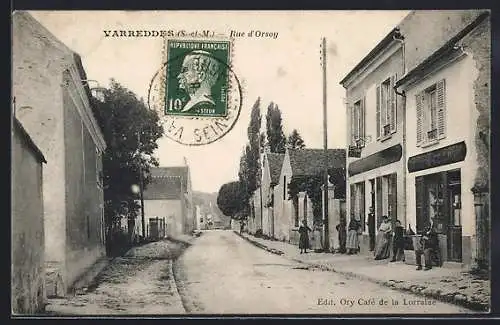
[
  {"x1": 137, "y1": 132, "x2": 146, "y2": 239},
  {"x1": 321, "y1": 37, "x2": 330, "y2": 251}
]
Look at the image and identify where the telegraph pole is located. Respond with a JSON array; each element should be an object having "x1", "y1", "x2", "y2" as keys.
[
  {"x1": 321, "y1": 37, "x2": 330, "y2": 251},
  {"x1": 137, "y1": 132, "x2": 146, "y2": 239}
]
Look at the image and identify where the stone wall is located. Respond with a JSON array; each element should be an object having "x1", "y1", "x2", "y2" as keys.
[{"x1": 11, "y1": 122, "x2": 46, "y2": 314}]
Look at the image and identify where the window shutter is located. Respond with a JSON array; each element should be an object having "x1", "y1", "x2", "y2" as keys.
[
  {"x1": 390, "y1": 74, "x2": 397, "y2": 133},
  {"x1": 416, "y1": 92, "x2": 424, "y2": 146},
  {"x1": 376, "y1": 85, "x2": 381, "y2": 139},
  {"x1": 437, "y1": 79, "x2": 446, "y2": 139},
  {"x1": 361, "y1": 96, "x2": 366, "y2": 142},
  {"x1": 353, "y1": 105, "x2": 359, "y2": 142},
  {"x1": 349, "y1": 105, "x2": 354, "y2": 145}
]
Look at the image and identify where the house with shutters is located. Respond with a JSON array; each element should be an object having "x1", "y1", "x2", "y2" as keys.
[
  {"x1": 142, "y1": 166, "x2": 194, "y2": 238},
  {"x1": 340, "y1": 27, "x2": 406, "y2": 255},
  {"x1": 396, "y1": 10, "x2": 490, "y2": 268},
  {"x1": 273, "y1": 148, "x2": 346, "y2": 244}
]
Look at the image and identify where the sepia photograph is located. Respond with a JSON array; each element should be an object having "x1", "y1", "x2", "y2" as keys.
[{"x1": 11, "y1": 9, "x2": 491, "y2": 316}]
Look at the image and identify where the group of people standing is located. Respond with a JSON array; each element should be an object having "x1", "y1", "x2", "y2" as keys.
[{"x1": 336, "y1": 214, "x2": 406, "y2": 262}]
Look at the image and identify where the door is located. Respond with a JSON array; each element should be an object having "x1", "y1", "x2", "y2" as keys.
[
  {"x1": 368, "y1": 179, "x2": 376, "y2": 251},
  {"x1": 447, "y1": 170, "x2": 462, "y2": 262}
]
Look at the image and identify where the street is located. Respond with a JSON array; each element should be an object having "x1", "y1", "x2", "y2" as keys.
[
  {"x1": 175, "y1": 230, "x2": 470, "y2": 314},
  {"x1": 44, "y1": 230, "x2": 472, "y2": 315}
]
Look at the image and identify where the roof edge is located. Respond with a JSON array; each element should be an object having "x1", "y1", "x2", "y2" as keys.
[
  {"x1": 13, "y1": 117, "x2": 47, "y2": 163},
  {"x1": 340, "y1": 28, "x2": 403, "y2": 86},
  {"x1": 395, "y1": 10, "x2": 490, "y2": 88}
]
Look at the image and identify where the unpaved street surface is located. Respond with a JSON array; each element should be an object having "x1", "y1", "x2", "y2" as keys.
[
  {"x1": 175, "y1": 230, "x2": 471, "y2": 314},
  {"x1": 45, "y1": 240, "x2": 187, "y2": 315}
]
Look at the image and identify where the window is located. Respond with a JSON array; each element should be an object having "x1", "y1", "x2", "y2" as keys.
[
  {"x1": 376, "y1": 75, "x2": 397, "y2": 139},
  {"x1": 416, "y1": 79, "x2": 446, "y2": 146},
  {"x1": 96, "y1": 148, "x2": 103, "y2": 188},
  {"x1": 351, "y1": 98, "x2": 366, "y2": 146}
]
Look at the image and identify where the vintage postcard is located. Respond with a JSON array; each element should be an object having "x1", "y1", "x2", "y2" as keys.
[{"x1": 11, "y1": 10, "x2": 491, "y2": 316}]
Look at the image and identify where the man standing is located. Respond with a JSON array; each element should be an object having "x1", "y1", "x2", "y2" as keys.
[
  {"x1": 367, "y1": 207, "x2": 376, "y2": 251},
  {"x1": 415, "y1": 221, "x2": 439, "y2": 270}
]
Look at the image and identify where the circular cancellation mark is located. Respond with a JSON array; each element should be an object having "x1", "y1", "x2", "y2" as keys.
[{"x1": 148, "y1": 38, "x2": 242, "y2": 146}]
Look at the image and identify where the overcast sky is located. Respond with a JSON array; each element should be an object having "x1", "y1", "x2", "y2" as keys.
[{"x1": 30, "y1": 10, "x2": 410, "y2": 193}]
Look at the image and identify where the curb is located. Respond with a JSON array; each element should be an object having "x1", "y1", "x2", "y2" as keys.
[{"x1": 236, "y1": 232, "x2": 489, "y2": 312}]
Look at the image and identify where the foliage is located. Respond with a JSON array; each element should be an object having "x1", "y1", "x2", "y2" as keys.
[
  {"x1": 216, "y1": 181, "x2": 248, "y2": 219},
  {"x1": 265, "y1": 102, "x2": 287, "y2": 153},
  {"x1": 90, "y1": 79, "x2": 164, "y2": 227},
  {"x1": 238, "y1": 98, "x2": 262, "y2": 205},
  {"x1": 287, "y1": 129, "x2": 306, "y2": 149},
  {"x1": 287, "y1": 175, "x2": 324, "y2": 224},
  {"x1": 286, "y1": 167, "x2": 347, "y2": 224}
]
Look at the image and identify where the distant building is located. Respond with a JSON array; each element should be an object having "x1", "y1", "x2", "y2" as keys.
[
  {"x1": 142, "y1": 166, "x2": 194, "y2": 237},
  {"x1": 12, "y1": 11, "x2": 107, "y2": 296},
  {"x1": 274, "y1": 148, "x2": 346, "y2": 243},
  {"x1": 12, "y1": 118, "x2": 47, "y2": 314}
]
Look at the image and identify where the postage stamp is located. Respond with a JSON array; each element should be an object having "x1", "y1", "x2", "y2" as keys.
[
  {"x1": 164, "y1": 39, "x2": 231, "y2": 118},
  {"x1": 148, "y1": 37, "x2": 241, "y2": 146}
]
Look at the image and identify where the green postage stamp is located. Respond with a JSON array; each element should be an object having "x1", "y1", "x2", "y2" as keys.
[{"x1": 164, "y1": 40, "x2": 231, "y2": 117}]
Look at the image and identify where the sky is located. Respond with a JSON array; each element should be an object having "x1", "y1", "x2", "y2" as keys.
[{"x1": 29, "y1": 10, "x2": 410, "y2": 193}]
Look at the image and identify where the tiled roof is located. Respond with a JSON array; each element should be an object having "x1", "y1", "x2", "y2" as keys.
[
  {"x1": 143, "y1": 167, "x2": 189, "y2": 200},
  {"x1": 288, "y1": 148, "x2": 346, "y2": 177},
  {"x1": 267, "y1": 153, "x2": 285, "y2": 186}
]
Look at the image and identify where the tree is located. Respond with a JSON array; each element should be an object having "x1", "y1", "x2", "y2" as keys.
[
  {"x1": 217, "y1": 181, "x2": 247, "y2": 218},
  {"x1": 90, "y1": 79, "x2": 164, "y2": 251},
  {"x1": 287, "y1": 129, "x2": 306, "y2": 149},
  {"x1": 265, "y1": 102, "x2": 287, "y2": 153},
  {"x1": 239, "y1": 98, "x2": 262, "y2": 198}
]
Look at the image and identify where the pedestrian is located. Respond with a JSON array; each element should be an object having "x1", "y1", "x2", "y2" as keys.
[
  {"x1": 415, "y1": 221, "x2": 439, "y2": 270},
  {"x1": 335, "y1": 217, "x2": 347, "y2": 254},
  {"x1": 346, "y1": 215, "x2": 361, "y2": 255},
  {"x1": 374, "y1": 215, "x2": 392, "y2": 260},
  {"x1": 390, "y1": 219, "x2": 405, "y2": 262},
  {"x1": 240, "y1": 220, "x2": 245, "y2": 234},
  {"x1": 298, "y1": 219, "x2": 312, "y2": 254}
]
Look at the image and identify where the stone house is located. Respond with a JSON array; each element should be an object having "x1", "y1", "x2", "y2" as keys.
[
  {"x1": 273, "y1": 148, "x2": 346, "y2": 244},
  {"x1": 142, "y1": 166, "x2": 194, "y2": 238},
  {"x1": 12, "y1": 11, "x2": 107, "y2": 296},
  {"x1": 396, "y1": 10, "x2": 490, "y2": 268},
  {"x1": 11, "y1": 117, "x2": 47, "y2": 314},
  {"x1": 340, "y1": 27, "x2": 406, "y2": 255}
]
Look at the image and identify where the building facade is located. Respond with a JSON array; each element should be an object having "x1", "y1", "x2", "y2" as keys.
[
  {"x1": 261, "y1": 151, "x2": 285, "y2": 238},
  {"x1": 12, "y1": 118, "x2": 47, "y2": 314},
  {"x1": 12, "y1": 11, "x2": 107, "y2": 295},
  {"x1": 341, "y1": 30, "x2": 406, "y2": 255},
  {"x1": 274, "y1": 148, "x2": 346, "y2": 244},
  {"x1": 142, "y1": 166, "x2": 194, "y2": 238},
  {"x1": 397, "y1": 10, "x2": 490, "y2": 267}
]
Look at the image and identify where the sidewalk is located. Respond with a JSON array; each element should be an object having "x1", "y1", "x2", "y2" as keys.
[{"x1": 237, "y1": 231, "x2": 490, "y2": 312}]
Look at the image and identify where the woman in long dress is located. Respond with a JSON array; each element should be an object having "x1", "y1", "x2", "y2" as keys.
[
  {"x1": 346, "y1": 216, "x2": 361, "y2": 255},
  {"x1": 374, "y1": 216, "x2": 393, "y2": 260},
  {"x1": 298, "y1": 220, "x2": 312, "y2": 254}
]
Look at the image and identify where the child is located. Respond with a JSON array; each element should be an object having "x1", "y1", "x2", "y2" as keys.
[{"x1": 390, "y1": 219, "x2": 405, "y2": 262}]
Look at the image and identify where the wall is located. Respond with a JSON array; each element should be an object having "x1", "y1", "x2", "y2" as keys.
[
  {"x1": 12, "y1": 11, "x2": 67, "y2": 267},
  {"x1": 144, "y1": 200, "x2": 183, "y2": 237},
  {"x1": 274, "y1": 153, "x2": 293, "y2": 241},
  {"x1": 11, "y1": 125, "x2": 46, "y2": 314},
  {"x1": 63, "y1": 74, "x2": 106, "y2": 288},
  {"x1": 399, "y1": 10, "x2": 485, "y2": 73}
]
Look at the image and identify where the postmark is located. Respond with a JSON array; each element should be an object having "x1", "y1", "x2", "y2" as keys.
[{"x1": 148, "y1": 38, "x2": 242, "y2": 146}]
